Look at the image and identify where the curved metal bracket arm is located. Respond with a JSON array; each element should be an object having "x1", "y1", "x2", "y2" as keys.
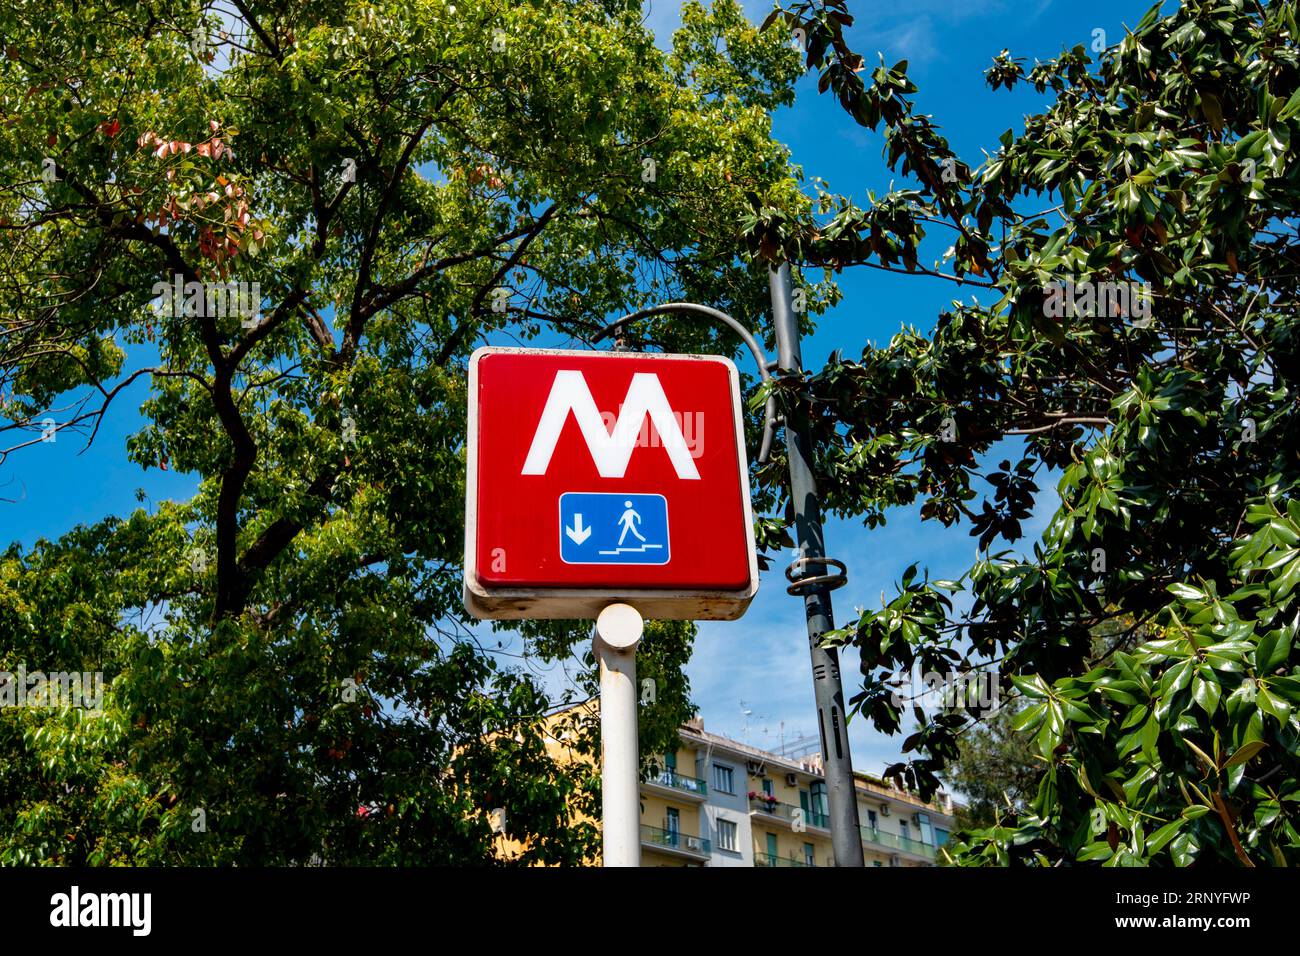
[{"x1": 592, "y1": 303, "x2": 780, "y2": 463}]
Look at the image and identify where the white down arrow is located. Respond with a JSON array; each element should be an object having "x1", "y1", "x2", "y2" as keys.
[{"x1": 565, "y1": 514, "x2": 592, "y2": 545}]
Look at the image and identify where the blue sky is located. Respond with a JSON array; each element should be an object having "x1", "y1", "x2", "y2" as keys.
[{"x1": 0, "y1": 0, "x2": 1167, "y2": 778}]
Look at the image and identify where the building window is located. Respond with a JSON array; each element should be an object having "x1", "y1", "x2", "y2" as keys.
[
  {"x1": 807, "y1": 782, "x2": 828, "y2": 826},
  {"x1": 761, "y1": 778, "x2": 774, "y2": 797},
  {"x1": 765, "y1": 832, "x2": 778, "y2": 859},
  {"x1": 810, "y1": 781, "x2": 828, "y2": 815},
  {"x1": 665, "y1": 751, "x2": 677, "y2": 772},
  {"x1": 803, "y1": 842, "x2": 815, "y2": 866},
  {"x1": 716, "y1": 818, "x2": 737, "y2": 852},
  {"x1": 917, "y1": 812, "x2": 933, "y2": 845},
  {"x1": 713, "y1": 763, "x2": 734, "y2": 794},
  {"x1": 872, "y1": 860, "x2": 883, "y2": 867},
  {"x1": 666, "y1": 807, "x2": 680, "y2": 843},
  {"x1": 867, "y1": 809, "x2": 878, "y2": 829},
  {"x1": 935, "y1": 828, "x2": 950, "y2": 847},
  {"x1": 899, "y1": 820, "x2": 910, "y2": 843}
]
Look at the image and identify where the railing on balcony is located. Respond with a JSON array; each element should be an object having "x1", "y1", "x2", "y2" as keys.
[
  {"x1": 748, "y1": 795, "x2": 829, "y2": 829},
  {"x1": 640, "y1": 825, "x2": 710, "y2": 856},
  {"x1": 860, "y1": 826, "x2": 936, "y2": 859},
  {"x1": 855, "y1": 778, "x2": 954, "y2": 816},
  {"x1": 754, "y1": 851, "x2": 814, "y2": 867},
  {"x1": 647, "y1": 769, "x2": 708, "y2": 797}
]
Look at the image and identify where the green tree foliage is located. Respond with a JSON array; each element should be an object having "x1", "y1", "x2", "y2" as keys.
[
  {"x1": 0, "y1": 0, "x2": 811, "y2": 863},
  {"x1": 945, "y1": 701, "x2": 1040, "y2": 833},
  {"x1": 946, "y1": 617, "x2": 1151, "y2": 833},
  {"x1": 758, "y1": 0, "x2": 1300, "y2": 864}
]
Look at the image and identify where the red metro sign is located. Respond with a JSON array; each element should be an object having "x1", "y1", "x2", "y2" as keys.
[{"x1": 463, "y1": 347, "x2": 759, "y2": 620}]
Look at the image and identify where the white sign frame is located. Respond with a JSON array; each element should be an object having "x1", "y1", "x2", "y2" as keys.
[{"x1": 463, "y1": 346, "x2": 760, "y2": 620}]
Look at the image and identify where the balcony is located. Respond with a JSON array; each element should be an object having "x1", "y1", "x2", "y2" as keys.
[
  {"x1": 748, "y1": 795, "x2": 829, "y2": 830},
  {"x1": 754, "y1": 851, "x2": 814, "y2": 867},
  {"x1": 641, "y1": 825, "x2": 710, "y2": 860},
  {"x1": 860, "y1": 826, "x2": 937, "y2": 860},
  {"x1": 644, "y1": 769, "x2": 708, "y2": 801},
  {"x1": 855, "y1": 777, "x2": 955, "y2": 817}
]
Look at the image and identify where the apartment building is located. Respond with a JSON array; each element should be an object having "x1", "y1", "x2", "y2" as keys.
[{"x1": 639, "y1": 716, "x2": 957, "y2": 867}]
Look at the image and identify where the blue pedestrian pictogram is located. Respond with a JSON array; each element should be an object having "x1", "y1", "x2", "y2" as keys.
[{"x1": 559, "y1": 492, "x2": 670, "y2": 565}]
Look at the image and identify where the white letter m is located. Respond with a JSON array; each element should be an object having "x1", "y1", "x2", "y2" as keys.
[{"x1": 521, "y1": 370, "x2": 700, "y2": 479}]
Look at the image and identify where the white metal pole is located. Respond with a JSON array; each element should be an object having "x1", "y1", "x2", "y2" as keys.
[{"x1": 594, "y1": 603, "x2": 643, "y2": 867}]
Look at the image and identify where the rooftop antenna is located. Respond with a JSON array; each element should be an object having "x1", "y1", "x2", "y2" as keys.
[
  {"x1": 759, "y1": 719, "x2": 786, "y2": 754},
  {"x1": 781, "y1": 733, "x2": 824, "y2": 760}
]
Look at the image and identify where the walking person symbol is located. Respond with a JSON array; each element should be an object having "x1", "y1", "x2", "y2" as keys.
[
  {"x1": 560, "y1": 492, "x2": 668, "y2": 563},
  {"x1": 616, "y1": 500, "x2": 646, "y2": 547}
]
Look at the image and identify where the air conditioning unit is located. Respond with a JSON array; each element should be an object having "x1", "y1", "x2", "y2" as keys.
[
  {"x1": 746, "y1": 760, "x2": 766, "y2": 776},
  {"x1": 785, "y1": 772, "x2": 799, "y2": 787},
  {"x1": 879, "y1": 803, "x2": 890, "y2": 817}
]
